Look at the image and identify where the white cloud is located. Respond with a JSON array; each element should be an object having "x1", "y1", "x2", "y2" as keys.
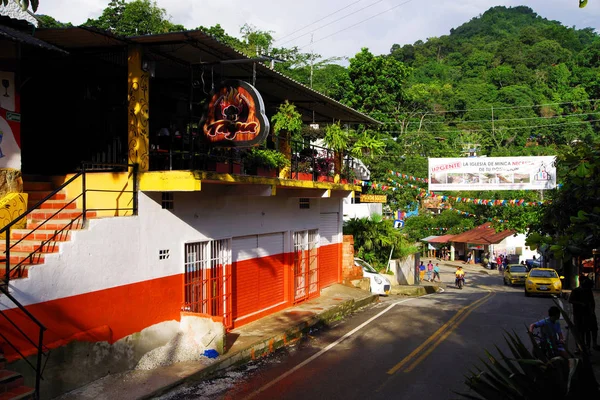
[{"x1": 36, "y1": 0, "x2": 600, "y2": 59}]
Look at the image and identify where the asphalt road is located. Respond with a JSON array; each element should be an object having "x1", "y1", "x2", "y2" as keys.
[{"x1": 157, "y1": 269, "x2": 569, "y2": 400}]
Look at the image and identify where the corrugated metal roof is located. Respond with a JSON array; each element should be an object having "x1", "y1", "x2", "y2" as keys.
[
  {"x1": 0, "y1": 24, "x2": 67, "y2": 53},
  {"x1": 450, "y1": 223, "x2": 514, "y2": 244},
  {"x1": 33, "y1": 28, "x2": 379, "y2": 125},
  {"x1": 428, "y1": 234, "x2": 455, "y2": 243},
  {"x1": 421, "y1": 235, "x2": 439, "y2": 242},
  {"x1": 34, "y1": 26, "x2": 127, "y2": 49}
]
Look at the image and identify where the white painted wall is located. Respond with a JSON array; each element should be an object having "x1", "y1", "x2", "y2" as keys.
[
  {"x1": 491, "y1": 233, "x2": 540, "y2": 263},
  {"x1": 1, "y1": 190, "x2": 343, "y2": 310},
  {"x1": 342, "y1": 202, "x2": 382, "y2": 221}
]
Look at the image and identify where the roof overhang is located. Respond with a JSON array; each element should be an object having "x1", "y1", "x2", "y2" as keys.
[
  {"x1": 0, "y1": 24, "x2": 67, "y2": 53},
  {"x1": 34, "y1": 28, "x2": 379, "y2": 125}
]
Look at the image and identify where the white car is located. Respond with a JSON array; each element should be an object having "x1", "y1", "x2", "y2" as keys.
[{"x1": 354, "y1": 258, "x2": 391, "y2": 296}]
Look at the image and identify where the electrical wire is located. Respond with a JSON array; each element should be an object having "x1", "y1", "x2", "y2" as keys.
[
  {"x1": 298, "y1": 0, "x2": 415, "y2": 50},
  {"x1": 274, "y1": 0, "x2": 366, "y2": 43},
  {"x1": 278, "y1": 0, "x2": 389, "y2": 47},
  {"x1": 421, "y1": 111, "x2": 600, "y2": 125},
  {"x1": 414, "y1": 118, "x2": 600, "y2": 134},
  {"x1": 395, "y1": 98, "x2": 600, "y2": 116}
]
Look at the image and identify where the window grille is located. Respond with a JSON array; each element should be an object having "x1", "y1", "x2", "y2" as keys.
[
  {"x1": 162, "y1": 192, "x2": 174, "y2": 209},
  {"x1": 293, "y1": 229, "x2": 319, "y2": 303},
  {"x1": 299, "y1": 198, "x2": 310, "y2": 209},
  {"x1": 159, "y1": 249, "x2": 170, "y2": 260},
  {"x1": 183, "y1": 239, "x2": 232, "y2": 328}
]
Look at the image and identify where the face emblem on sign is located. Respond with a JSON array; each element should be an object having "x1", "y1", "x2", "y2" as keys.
[{"x1": 202, "y1": 80, "x2": 269, "y2": 147}]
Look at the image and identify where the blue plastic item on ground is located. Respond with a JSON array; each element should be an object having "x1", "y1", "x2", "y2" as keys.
[{"x1": 203, "y1": 349, "x2": 219, "y2": 359}]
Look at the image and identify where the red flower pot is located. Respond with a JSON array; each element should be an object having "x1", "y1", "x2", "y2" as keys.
[
  {"x1": 292, "y1": 172, "x2": 313, "y2": 181},
  {"x1": 256, "y1": 167, "x2": 277, "y2": 177},
  {"x1": 317, "y1": 176, "x2": 334, "y2": 182}
]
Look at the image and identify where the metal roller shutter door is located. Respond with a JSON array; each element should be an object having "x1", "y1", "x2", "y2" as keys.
[
  {"x1": 319, "y1": 213, "x2": 340, "y2": 287},
  {"x1": 232, "y1": 233, "x2": 285, "y2": 323}
]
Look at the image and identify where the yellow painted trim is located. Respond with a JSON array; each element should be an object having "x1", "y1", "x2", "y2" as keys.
[
  {"x1": 0, "y1": 192, "x2": 28, "y2": 239},
  {"x1": 139, "y1": 171, "x2": 201, "y2": 192},
  {"x1": 56, "y1": 172, "x2": 136, "y2": 217}
]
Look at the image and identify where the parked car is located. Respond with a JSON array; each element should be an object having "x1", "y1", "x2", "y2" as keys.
[
  {"x1": 354, "y1": 258, "x2": 391, "y2": 296},
  {"x1": 503, "y1": 264, "x2": 528, "y2": 286},
  {"x1": 531, "y1": 256, "x2": 544, "y2": 268},
  {"x1": 524, "y1": 268, "x2": 563, "y2": 297}
]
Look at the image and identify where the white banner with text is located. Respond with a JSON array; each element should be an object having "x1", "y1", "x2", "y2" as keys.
[{"x1": 428, "y1": 156, "x2": 556, "y2": 191}]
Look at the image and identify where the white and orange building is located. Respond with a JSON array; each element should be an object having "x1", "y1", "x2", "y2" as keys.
[{"x1": 0, "y1": 20, "x2": 377, "y2": 398}]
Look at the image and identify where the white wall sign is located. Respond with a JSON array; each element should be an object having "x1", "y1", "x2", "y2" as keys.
[{"x1": 428, "y1": 156, "x2": 556, "y2": 191}]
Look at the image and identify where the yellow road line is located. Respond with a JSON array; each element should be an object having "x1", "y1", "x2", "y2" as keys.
[
  {"x1": 387, "y1": 290, "x2": 494, "y2": 375},
  {"x1": 403, "y1": 291, "x2": 495, "y2": 372}
]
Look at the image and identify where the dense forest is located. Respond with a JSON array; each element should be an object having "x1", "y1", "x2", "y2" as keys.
[{"x1": 36, "y1": 3, "x2": 600, "y2": 240}]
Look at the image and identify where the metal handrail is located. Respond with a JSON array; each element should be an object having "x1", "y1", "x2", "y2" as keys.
[{"x1": 0, "y1": 161, "x2": 138, "y2": 399}]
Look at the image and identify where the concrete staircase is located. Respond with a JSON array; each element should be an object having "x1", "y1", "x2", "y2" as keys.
[
  {"x1": 0, "y1": 353, "x2": 34, "y2": 400},
  {"x1": 0, "y1": 179, "x2": 96, "y2": 280}
]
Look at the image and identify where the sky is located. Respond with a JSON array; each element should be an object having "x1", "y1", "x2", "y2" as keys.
[{"x1": 35, "y1": 0, "x2": 600, "y2": 60}]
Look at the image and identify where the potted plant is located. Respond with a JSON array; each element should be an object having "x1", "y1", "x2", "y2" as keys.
[
  {"x1": 245, "y1": 148, "x2": 290, "y2": 177},
  {"x1": 315, "y1": 154, "x2": 334, "y2": 182},
  {"x1": 292, "y1": 160, "x2": 313, "y2": 181},
  {"x1": 322, "y1": 122, "x2": 349, "y2": 179}
]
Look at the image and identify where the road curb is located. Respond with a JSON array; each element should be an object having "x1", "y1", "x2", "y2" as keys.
[
  {"x1": 390, "y1": 285, "x2": 442, "y2": 296},
  {"x1": 139, "y1": 293, "x2": 379, "y2": 399}
]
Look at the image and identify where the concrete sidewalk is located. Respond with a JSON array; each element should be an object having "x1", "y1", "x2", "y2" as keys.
[{"x1": 55, "y1": 284, "x2": 382, "y2": 400}]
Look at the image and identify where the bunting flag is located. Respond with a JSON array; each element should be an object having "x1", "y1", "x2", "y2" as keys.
[
  {"x1": 388, "y1": 170, "x2": 429, "y2": 183},
  {"x1": 444, "y1": 205, "x2": 509, "y2": 223},
  {"x1": 355, "y1": 178, "x2": 550, "y2": 206}
]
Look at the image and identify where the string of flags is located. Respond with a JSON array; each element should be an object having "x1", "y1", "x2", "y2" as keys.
[
  {"x1": 388, "y1": 170, "x2": 428, "y2": 184},
  {"x1": 356, "y1": 178, "x2": 549, "y2": 207},
  {"x1": 445, "y1": 205, "x2": 509, "y2": 223}
]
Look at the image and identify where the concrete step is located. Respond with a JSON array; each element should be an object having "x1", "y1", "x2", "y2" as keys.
[
  {"x1": 0, "y1": 265, "x2": 29, "y2": 279},
  {"x1": 25, "y1": 218, "x2": 85, "y2": 231},
  {"x1": 0, "y1": 385, "x2": 35, "y2": 400},
  {"x1": 2, "y1": 252, "x2": 45, "y2": 266},
  {"x1": 27, "y1": 210, "x2": 94, "y2": 221},
  {"x1": 30, "y1": 200, "x2": 77, "y2": 211},
  {"x1": 10, "y1": 229, "x2": 72, "y2": 242},
  {"x1": 26, "y1": 191, "x2": 66, "y2": 203},
  {"x1": 0, "y1": 240, "x2": 60, "y2": 254},
  {"x1": 22, "y1": 181, "x2": 53, "y2": 192},
  {"x1": 0, "y1": 369, "x2": 24, "y2": 391}
]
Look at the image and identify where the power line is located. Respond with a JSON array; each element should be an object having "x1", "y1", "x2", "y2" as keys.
[
  {"x1": 418, "y1": 118, "x2": 600, "y2": 134},
  {"x1": 421, "y1": 111, "x2": 600, "y2": 125},
  {"x1": 400, "y1": 98, "x2": 600, "y2": 116},
  {"x1": 279, "y1": 0, "x2": 389, "y2": 47},
  {"x1": 274, "y1": 0, "x2": 366, "y2": 43},
  {"x1": 298, "y1": 0, "x2": 415, "y2": 51}
]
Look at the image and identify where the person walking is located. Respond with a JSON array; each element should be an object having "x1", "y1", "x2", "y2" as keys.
[
  {"x1": 432, "y1": 263, "x2": 441, "y2": 282},
  {"x1": 569, "y1": 276, "x2": 600, "y2": 352},
  {"x1": 418, "y1": 261, "x2": 426, "y2": 283},
  {"x1": 426, "y1": 260, "x2": 434, "y2": 282}
]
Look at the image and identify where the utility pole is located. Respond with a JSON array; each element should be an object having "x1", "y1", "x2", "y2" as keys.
[{"x1": 310, "y1": 34, "x2": 314, "y2": 89}]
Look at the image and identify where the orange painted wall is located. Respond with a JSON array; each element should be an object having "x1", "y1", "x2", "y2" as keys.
[
  {"x1": 232, "y1": 254, "x2": 286, "y2": 327},
  {"x1": 0, "y1": 274, "x2": 182, "y2": 361},
  {"x1": 1, "y1": 244, "x2": 343, "y2": 359},
  {"x1": 319, "y1": 243, "x2": 342, "y2": 288}
]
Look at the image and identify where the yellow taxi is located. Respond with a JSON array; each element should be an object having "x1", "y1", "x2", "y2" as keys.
[
  {"x1": 524, "y1": 268, "x2": 564, "y2": 297},
  {"x1": 503, "y1": 264, "x2": 528, "y2": 286}
]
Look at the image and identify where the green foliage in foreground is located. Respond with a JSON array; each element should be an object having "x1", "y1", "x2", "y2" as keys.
[
  {"x1": 457, "y1": 301, "x2": 599, "y2": 400},
  {"x1": 343, "y1": 215, "x2": 418, "y2": 270}
]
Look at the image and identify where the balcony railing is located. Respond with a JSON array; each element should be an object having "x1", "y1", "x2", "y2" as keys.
[{"x1": 148, "y1": 134, "x2": 359, "y2": 183}]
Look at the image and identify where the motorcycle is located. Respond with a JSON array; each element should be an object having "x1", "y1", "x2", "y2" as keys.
[{"x1": 455, "y1": 276, "x2": 465, "y2": 289}]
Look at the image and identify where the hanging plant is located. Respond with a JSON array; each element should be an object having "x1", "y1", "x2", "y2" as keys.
[
  {"x1": 271, "y1": 100, "x2": 303, "y2": 138},
  {"x1": 351, "y1": 131, "x2": 386, "y2": 159},
  {"x1": 323, "y1": 122, "x2": 349, "y2": 152}
]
